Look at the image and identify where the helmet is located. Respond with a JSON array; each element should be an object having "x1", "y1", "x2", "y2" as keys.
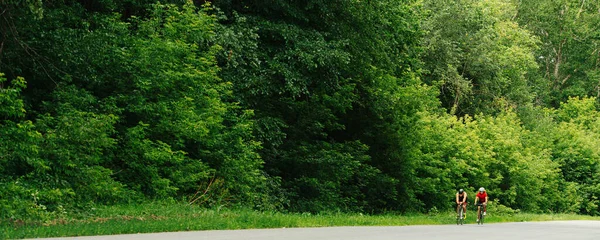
[
  {"x1": 479, "y1": 187, "x2": 485, "y2": 192},
  {"x1": 459, "y1": 189, "x2": 464, "y2": 193}
]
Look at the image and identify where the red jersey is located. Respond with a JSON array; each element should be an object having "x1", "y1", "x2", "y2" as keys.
[{"x1": 476, "y1": 192, "x2": 487, "y2": 202}]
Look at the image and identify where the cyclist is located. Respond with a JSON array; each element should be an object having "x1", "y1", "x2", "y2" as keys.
[
  {"x1": 455, "y1": 189, "x2": 467, "y2": 219},
  {"x1": 474, "y1": 187, "x2": 488, "y2": 223}
]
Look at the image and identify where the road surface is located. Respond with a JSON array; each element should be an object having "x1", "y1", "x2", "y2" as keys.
[{"x1": 26, "y1": 221, "x2": 600, "y2": 240}]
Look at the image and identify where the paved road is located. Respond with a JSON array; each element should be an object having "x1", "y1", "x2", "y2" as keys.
[{"x1": 28, "y1": 221, "x2": 600, "y2": 240}]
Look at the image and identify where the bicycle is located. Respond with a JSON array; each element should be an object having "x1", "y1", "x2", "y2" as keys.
[
  {"x1": 456, "y1": 203, "x2": 465, "y2": 225},
  {"x1": 476, "y1": 203, "x2": 485, "y2": 225}
]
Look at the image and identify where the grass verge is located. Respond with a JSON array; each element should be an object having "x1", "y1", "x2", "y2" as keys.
[{"x1": 2, "y1": 202, "x2": 599, "y2": 239}]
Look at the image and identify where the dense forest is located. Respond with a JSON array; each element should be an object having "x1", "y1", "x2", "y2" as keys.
[{"x1": 1, "y1": 0, "x2": 599, "y2": 221}]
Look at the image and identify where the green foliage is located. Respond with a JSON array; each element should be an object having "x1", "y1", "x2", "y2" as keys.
[
  {"x1": 549, "y1": 97, "x2": 600, "y2": 215},
  {"x1": 422, "y1": 0, "x2": 539, "y2": 115},
  {"x1": 0, "y1": 74, "x2": 45, "y2": 220},
  {"x1": 555, "y1": 97, "x2": 600, "y2": 127},
  {"x1": 0, "y1": 73, "x2": 26, "y2": 118},
  {"x1": 1, "y1": 76, "x2": 129, "y2": 218},
  {"x1": 410, "y1": 108, "x2": 568, "y2": 213},
  {"x1": 34, "y1": 104, "x2": 126, "y2": 205},
  {"x1": 1, "y1": 1, "x2": 266, "y2": 219},
  {"x1": 0, "y1": 0, "x2": 43, "y2": 18},
  {"x1": 282, "y1": 141, "x2": 378, "y2": 213},
  {"x1": 514, "y1": 0, "x2": 600, "y2": 107},
  {"x1": 551, "y1": 123, "x2": 600, "y2": 215},
  {"x1": 358, "y1": 68, "x2": 440, "y2": 212},
  {"x1": 3, "y1": 0, "x2": 600, "y2": 221},
  {"x1": 213, "y1": 0, "x2": 431, "y2": 213},
  {"x1": 476, "y1": 111, "x2": 562, "y2": 212},
  {"x1": 54, "y1": 2, "x2": 268, "y2": 206}
]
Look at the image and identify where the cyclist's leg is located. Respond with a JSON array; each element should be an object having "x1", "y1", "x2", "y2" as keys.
[{"x1": 484, "y1": 202, "x2": 487, "y2": 214}]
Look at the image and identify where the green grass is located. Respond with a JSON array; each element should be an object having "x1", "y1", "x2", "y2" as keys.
[{"x1": 2, "y1": 202, "x2": 599, "y2": 239}]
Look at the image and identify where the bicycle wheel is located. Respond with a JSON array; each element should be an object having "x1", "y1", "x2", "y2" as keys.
[
  {"x1": 459, "y1": 207, "x2": 464, "y2": 225},
  {"x1": 456, "y1": 206, "x2": 460, "y2": 225},
  {"x1": 480, "y1": 211, "x2": 484, "y2": 225}
]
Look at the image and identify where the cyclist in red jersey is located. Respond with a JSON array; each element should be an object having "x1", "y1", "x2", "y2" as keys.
[
  {"x1": 474, "y1": 187, "x2": 488, "y2": 223},
  {"x1": 456, "y1": 189, "x2": 467, "y2": 219}
]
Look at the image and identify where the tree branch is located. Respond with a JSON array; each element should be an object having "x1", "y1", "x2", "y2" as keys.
[
  {"x1": 189, "y1": 173, "x2": 217, "y2": 205},
  {"x1": 554, "y1": 39, "x2": 566, "y2": 79},
  {"x1": 2, "y1": 11, "x2": 61, "y2": 86},
  {"x1": 0, "y1": 36, "x2": 4, "y2": 58},
  {"x1": 560, "y1": 74, "x2": 571, "y2": 85},
  {"x1": 0, "y1": 8, "x2": 7, "y2": 59}
]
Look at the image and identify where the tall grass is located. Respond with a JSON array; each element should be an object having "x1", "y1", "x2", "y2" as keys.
[{"x1": 2, "y1": 202, "x2": 598, "y2": 239}]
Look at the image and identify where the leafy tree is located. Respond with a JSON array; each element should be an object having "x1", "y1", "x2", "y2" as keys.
[
  {"x1": 0, "y1": 74, "x2": 52, "y2": 220},
  {"x1": 213, "y1": 0, "x2": 434, "y2": 212},
  {"x1": 359, "y1": 69, "x2": 440, "y2": 212},
  {"x1": 514, "y1": 0, "x2": 600, "y2": 107},
  {"x1": 1, "y1": 1, "x2": 266, "y2": 215},
  {"x1": 476, "y1": 110, "x2": 564, "y2": 212},
  {"x1": 550, "y1": 97, "x2": 600, "y2": 214},
  {"x1": 4, "y1": 0, "x2": 600, "y2": 218},
  {"x1": 422, "y1": 0, "x2": 539, "y2": 115},
  {"x1": 410, "y1": 108, "x2": 565, "y2": 213},
  {"x1": 34, "y1": 86, "x2": 127, "y2": 205}
]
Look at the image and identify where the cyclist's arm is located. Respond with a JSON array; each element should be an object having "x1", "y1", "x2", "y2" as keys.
[
  {"x1": 474, "y1": 197, "x2": 479, "y2": 204},
  {"x1": 456, "y1": 193, "x2": 459, "y2": 204},
  {"x1": 484, "y1": 196, "x2": 489, "y2": 204}
]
